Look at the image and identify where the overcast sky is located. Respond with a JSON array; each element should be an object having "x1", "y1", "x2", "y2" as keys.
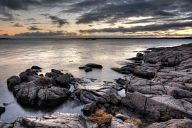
[{"x1": 0, "y1": 0, "x2": 192, "y2": 37}]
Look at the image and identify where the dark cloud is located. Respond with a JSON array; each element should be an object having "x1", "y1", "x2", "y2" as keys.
[
  {"x1": 13, "y1": 23, "x2": 23, "y2": 27},
  {"x1": 80, "y1": 21, "x2": 192, "y2": 33},
  {"x1": 74, "y1": 0, "x2": 192, "y2": 24},
  {"x1": 49, "y1": 16, "x2": 68, "y2": 27},
  {"x1": 0, "y1": 0, "x2": 69, "y2": 10},
  {"x1": 28, "y1": 26, "x2": 41, "y2": 31}
]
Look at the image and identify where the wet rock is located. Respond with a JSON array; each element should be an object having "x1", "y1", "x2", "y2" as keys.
[
  {"x1": 85, "y1": 67, "x2": 93, "y2": 72},
  {"x1": 55, "y1": 73, "x2": 73, "y2": 89},
  {"x1": 85, "y1": 63, "x2": 103, "y2": 69},
  {"x1": 147, "y1": 119, "x2": 192, "y2": 128},
  {"x1": 0, "y1": 102, "x2": 5, "y2": 115},
  {"x1": 13, "y1": 112, "x2": 88, "y2": 128},
  {"x1": 19, "y1": 69, "x2": 40, "y2": 82},
  {"x1": 7, "y1": 68, "x2": 78, "y2": 108},
  {"x1": 31, "y1": 66, "x2": 42, "y2": 70},
  {"x1": 7, "y1": 76, "x2": 21, "y2": 91},
  {"x1": 82, "y1": 102, "x2": 97, "y2": 116}
]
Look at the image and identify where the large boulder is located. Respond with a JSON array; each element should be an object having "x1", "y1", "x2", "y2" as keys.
[
  {"x1": 122, "y1": 92, "x2": 192, "y2": 121},
  {"x1": 147, "y1": 119, "x2": 192, "y2": 128},
  {"x1": 7, "y1": 68, "x2": 77, "y2": 108}
]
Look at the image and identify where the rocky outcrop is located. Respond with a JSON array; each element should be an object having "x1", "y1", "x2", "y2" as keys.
[
  {"x1": 147, "y1": 118, "x2": 192, "y2": 128},
  {"x1": 7, "y1": 67, "x2": 76, "y2": 108},
  {"x1": 122, "y1": 92, "x2": 192, "y2": 121},
  {"x1": 115, "y1": 43, "x2": 192, "y2": 122},
  {"x1": 6, "y1": 112, "x2": 88, "y2": 128},
  {"x1": 79, "y1": 63, "x2": 103, "y2": 72}
]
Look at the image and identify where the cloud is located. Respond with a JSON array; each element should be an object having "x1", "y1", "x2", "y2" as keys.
[
  {"x1": 0, "y1": 0, "x2": 68, "y2": 10},
  {"x1": 80, "y1": 21, "x2": 192, "y2": 33},
  {"x1": 74, "y1": 0, "x2": 192, "y2": 24},
  {"x1": 13, "y1": 23, "x2": 23, "y2": 27},
  {"x1": 28, "y1": 26, "x2": 41, "y2": 31},
  {"x1": 14, "y1": 31, "x2": 77, "y2": 38},
  {"x1": 49, "y1": 16, "x2": 69, "y2": 27}
]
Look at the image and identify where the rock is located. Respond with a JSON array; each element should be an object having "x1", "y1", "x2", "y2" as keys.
[
  {"x1": 111, "y1": 117, "x2": 139, "y2": 128},
  {"x1": 115, "y1": 78, "x2": 126, "y2": 85},
  {"x1": 19, "y1": 69, "x2": 40, "y2": 82},
  {"x1": 85, "y1": 67, "x2": 93, "y2": 72},
  {"x1": 111, "y1": 67, "x2": 132, "y2": 75},
  {"x1": 167, "y1": 87, "x2": 192, "y2": 99},
  {"x1": 128, "y1": 53, "x2": 144, "y2": 62},
  {"x1": 85, "y1": 63, "x2": 103, "y2": 69},
  {"x1": 122, "y1": 92, "x2": 192, "y2": 121},
  {"x1": 0, "y1": 102, "x2": 5, "y2": 115},
  {"x1": 7, "y1": 68, "x2": 78, "y2": 108},
  {"x1": 136, "y1": 53, "x2": 144, "y2": 58},
  {"x1": 147, "y1": 119, "x2": 192, "y2": 128},
  {"x1": 161, "y1": 53, "x2": 182, "y2": 67},
  {"x1": 55, "y1": 73, "x2": 73, "y2": 89},
  {"x1": 31, "y1": 66, "x2": 42, "y2": 70},
  {"x1": 132, "y1": 68, "x2": 155, "y2": 79},
  {"x1": 7, "y1": 76, "x2": 21, "y2": 91},
  {"x1": 13, "y1": 112, "x2": 88, "y2": 128},
  {"x1": 82, "y1": 102, "x2": 97, "y2": 116},
  {"x1": 0, "y1": 122, "x2": 13, "y2": 128},
  {"x1": 110, "y1": 92, "x2": 121, "y2": 105}
]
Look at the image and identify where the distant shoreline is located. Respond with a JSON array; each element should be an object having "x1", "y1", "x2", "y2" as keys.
[{"x1": 0, "y1": 37, "x2": 192, "y2": 40}]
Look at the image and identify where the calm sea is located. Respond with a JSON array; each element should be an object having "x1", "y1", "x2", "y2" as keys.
[{"x1": 0, "y1": 39, "x2": 192, "y2": 122}]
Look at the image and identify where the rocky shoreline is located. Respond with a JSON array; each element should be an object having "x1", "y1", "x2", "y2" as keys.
[{"x1": 1, "y1": 43, "x2": 192, "y2": 128}]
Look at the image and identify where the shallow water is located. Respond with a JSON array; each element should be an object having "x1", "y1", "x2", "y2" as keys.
[{"x1": 0, "y1": 38, "x2": 191, "y2": 122}]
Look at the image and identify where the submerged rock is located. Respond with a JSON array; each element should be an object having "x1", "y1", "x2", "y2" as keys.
[
  {"x1": 85, "y1": 63, "x2": 103, "y2": 69},
  {"x1": 79, "y1": 63, "x2": 103, "y2": 72}
]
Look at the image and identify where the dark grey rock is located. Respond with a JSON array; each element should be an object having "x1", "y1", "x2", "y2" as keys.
[
  {"x1": 85, "y1": 63, "x2": 103, "y2": 69},
  {"x1": 82, "y1": 102, "x2": 97, "y2": 116},
  {"x1": 31, "y1": 66, "x2": 42, "y2": 70},
  {"x1": 7, "y1": 76, "x2": 21, "y2": 91},
  {"x1": 85, "y1": 67, "x2": 92, "y2": 72}
]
